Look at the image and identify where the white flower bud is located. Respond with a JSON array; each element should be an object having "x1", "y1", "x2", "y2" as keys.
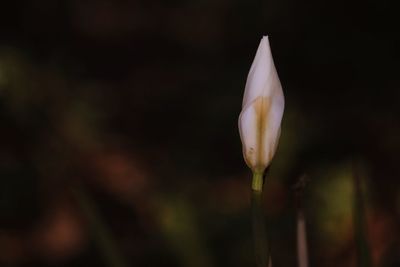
[{"x1": 238, "y1": 36, "x2": 285, "y2": 174}]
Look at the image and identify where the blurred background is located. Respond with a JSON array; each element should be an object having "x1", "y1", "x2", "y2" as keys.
[{"x1": 0, "y1": 0, "x2": 399, "y2": 266}]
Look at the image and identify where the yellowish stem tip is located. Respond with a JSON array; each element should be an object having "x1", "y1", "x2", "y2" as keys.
[{"x1": 252, "y1": 172, "x2": 264, "y2": 192}]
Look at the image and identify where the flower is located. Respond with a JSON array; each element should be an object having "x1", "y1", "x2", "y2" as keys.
[{"x1": 238, "y1": 36, "x2": 285, "y2": 175}]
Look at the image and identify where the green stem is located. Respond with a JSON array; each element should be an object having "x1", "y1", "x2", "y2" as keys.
[{"x1": 251, "y1": 172, "x2": 270, "y2": 267}]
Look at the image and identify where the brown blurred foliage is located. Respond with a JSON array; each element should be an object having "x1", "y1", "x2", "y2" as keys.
[{"x1": 0, "y1": 0, "x2": 399, "y2": 267}]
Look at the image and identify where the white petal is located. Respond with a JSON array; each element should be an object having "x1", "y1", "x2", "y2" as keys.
[
  {"x1": 238, "y1": 101, "x2": 259, "y2": 169},
  {"x1": 242, "y1": 36, "x2": 275, "y2": 108},
  {"x1": 239, "y1": 36, "x2": 285, "y2": 173},
  {"x1": 260, "y1": 86, "x2": 284, "y2": 166}
]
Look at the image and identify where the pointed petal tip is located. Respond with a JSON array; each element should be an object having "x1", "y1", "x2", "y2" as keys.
[
  {"x1": 260, "y1": 37, "x2": 272, "y2": 52},
  {"x1": 261, "y1": 35, "x2": 270, "y2": 44},
  {"x1": 257, "y1": 36, "x2": 271, "y2": 54}
]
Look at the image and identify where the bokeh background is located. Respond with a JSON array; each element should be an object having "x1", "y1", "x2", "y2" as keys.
[{"x1": 0, "y1": 0, "x2": 399, "y2": 267}]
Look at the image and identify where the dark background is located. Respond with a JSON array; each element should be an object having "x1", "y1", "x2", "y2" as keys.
[{"x1": 0, "y1": 0, "x2": 399, "y2": 266}]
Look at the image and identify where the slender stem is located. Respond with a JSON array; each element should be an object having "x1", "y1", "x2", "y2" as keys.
[
  {"x1": 352, "y1": 161, "x2": 372, "y2": 267},
  {"x1": 296, "y1": 210, "x2": 309, "y2": 267},
  {"x1": 251, "y1": 171, "x2": 270, "y2": 267},
  {"x1": 294, "y1": 175, "x2": 309, "y2": 267},
  {"x1": 252, "y1": 172, "x2": 264, "y2": 192},
  {"x1": 72, "y1": 187, "x2": 128, "y2": 267}
]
